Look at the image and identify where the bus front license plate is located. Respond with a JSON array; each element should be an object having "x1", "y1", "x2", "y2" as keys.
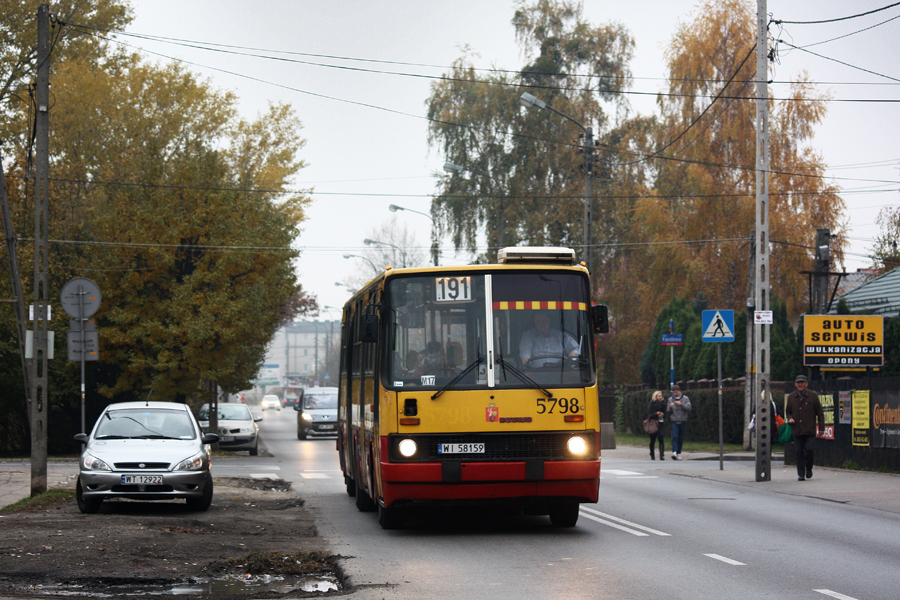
[{"x1": 438, "y1": 443, "x2": 485, "y2": 454}]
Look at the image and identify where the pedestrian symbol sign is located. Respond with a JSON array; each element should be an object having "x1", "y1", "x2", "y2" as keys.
[{"x1": 702, "y1": 310, "x2": 735, "y2": 343}]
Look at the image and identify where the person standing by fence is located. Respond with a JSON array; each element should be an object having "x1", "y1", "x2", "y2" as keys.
[
  {"x1": 667, "y1": 385, "x2": 692, "y2": 460},
  {"x1": 647, "y1": 390, "x2": 667, "y2": 460}
]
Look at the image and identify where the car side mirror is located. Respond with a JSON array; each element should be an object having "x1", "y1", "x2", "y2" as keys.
[
  {"x1": 73, "y1": 433, "x2": 88, "y2": 444},
  {"x1": 293, "y1": 404, "x2": 301, "y2": 411},
  {"x1": 591, "y1": 304, "x2": 609, "y2": 334},
  {"x1": 201, "y1": 433, "x2": 219, "y2": 444},
  {"x1": 254, "y1": 416, "x2": 263, "y2": 422}
]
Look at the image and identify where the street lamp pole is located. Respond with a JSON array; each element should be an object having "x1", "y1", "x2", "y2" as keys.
[
  {"x1": 364, "y1": 238, "x2": 408, "y2": 268},
  {"x1": 519, "y1": 92, "x2": 594, "y2": 271},
  {"x1": 389, "y1": 204, "x2": 438, "y2": 266},
  {"x1": 443, "y1": 162, "x2": 506, "y2": 255},
  {"x1": 343, "y1": 253, "x2": 378, "y2": 275}
]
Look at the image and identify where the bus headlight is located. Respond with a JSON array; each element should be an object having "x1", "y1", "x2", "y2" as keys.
[
  {"x1": 301, "y1": 413, "x2": 314, "y2": 421},
  {"x1": 398, "y1": 438, "x2": 418, "y2": 458},
  {"x1": 567, "y1": 435, "x2": 588, "y2": 456}
]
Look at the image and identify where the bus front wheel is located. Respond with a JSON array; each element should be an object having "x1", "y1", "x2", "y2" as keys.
[{"x1": 548, "y1": 502, "x2": 579, "y2": 527}]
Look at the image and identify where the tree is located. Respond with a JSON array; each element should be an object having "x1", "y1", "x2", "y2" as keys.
[
  {"x1": 873, "y1": 206, "x2": 900, "y2": 272},
  {"x1": 2, "y1": 51, "x2": 313, "y2": 402},
  {"x1": 427, "y1": 0, "x2": 635, "y2": 264},
  {"x1": 343, "y1": 216, "x2": 427, "y2": 289}
]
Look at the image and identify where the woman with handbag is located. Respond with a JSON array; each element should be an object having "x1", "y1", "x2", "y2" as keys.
[{"x1": 646, "y1": 390, "x2": 667, "y2": 460}]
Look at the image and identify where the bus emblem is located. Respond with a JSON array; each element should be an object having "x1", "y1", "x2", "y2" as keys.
[
  {"x1": 486, "y1": 403, "x2": 498, "y2": 423},
  {"x1": 421, "y1": 375, "x2": 435, "y2": 385}
]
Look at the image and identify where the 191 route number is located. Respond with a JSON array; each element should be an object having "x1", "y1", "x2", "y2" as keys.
[{"x1": 435, "y1": 276, "x2": 471, "y2": 302}]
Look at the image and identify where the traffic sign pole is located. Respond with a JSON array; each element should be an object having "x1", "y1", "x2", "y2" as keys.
[{"x1": 702, "y1": 310, "x2": 735, "y2": 471}]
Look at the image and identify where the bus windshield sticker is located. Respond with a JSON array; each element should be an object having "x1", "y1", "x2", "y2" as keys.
[
  {"x1": 394, "y1": 381, "x2": 404, "y2": 387},
  {"x1": 435, "y1": 276, "x2": 472, "y2": 302}
]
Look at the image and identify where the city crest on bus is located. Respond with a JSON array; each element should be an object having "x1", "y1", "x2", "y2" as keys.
[
  {"x1": 421, "y1": 375, "x2": 435, "y2": 385},
  {"x1": 486, "y1": 403, "x2": 498, "y2": 423}
]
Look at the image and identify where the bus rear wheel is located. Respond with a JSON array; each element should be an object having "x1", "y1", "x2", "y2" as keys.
[{"x1": 548, "y1": 502, "x2": 579, "y2": 527}]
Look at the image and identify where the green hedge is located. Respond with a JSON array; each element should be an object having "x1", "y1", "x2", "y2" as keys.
[{"x1": 618, "y1": 387, "x2": 747, "y2": 445}]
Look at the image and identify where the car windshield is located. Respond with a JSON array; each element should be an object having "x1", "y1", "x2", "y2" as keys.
[
  {"x1": 198, "y1": 404, "x2": 253, "y2": 421},
  {"x1": 303, "y1": 393, "x2": 338, "y2": 410},
  {"x1": 94, "y1": 408, "x2": 196, "y2": 440},
  {"x1": 385, "y1": 272, "x2": 594, "y2": 390}
]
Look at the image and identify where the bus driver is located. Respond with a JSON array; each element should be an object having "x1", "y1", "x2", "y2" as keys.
[{"x1": 519, "y1": 312, "x2": 579, "y2": 368}]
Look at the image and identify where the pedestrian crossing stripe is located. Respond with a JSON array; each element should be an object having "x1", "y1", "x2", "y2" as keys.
[{"x1": 702, "y1": 310, "x2": 734, "y2": 340}]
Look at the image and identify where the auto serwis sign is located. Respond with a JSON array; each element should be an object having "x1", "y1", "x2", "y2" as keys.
[{"x1": 803, "y1": 315, "x2": 884, "y2": 368}]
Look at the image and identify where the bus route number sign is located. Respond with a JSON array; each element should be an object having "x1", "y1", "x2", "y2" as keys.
[{"x1": 435, "y1": 276, "x2": 472, "y2": 302}]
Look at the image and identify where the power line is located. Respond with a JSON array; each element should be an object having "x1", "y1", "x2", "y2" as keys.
[
  {"x1": 775, "y1": 39, "x2": 900, "y2": 83},
  {"x1": 773, "y1": 2, "x2": 900, "y2": 25}
]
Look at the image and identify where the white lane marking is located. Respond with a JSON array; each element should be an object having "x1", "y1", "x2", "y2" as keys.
[
  {"x1": 601, "y1": 469, "x2": 643, "y2": 476},
  {"x1": 216, "y1": 465, "x2": 281, "y2": 470},
  {"x1": 814, "y1": 590, "x2": 859, "y2": 600},
  {"x1": 300, "y1": 473, "x2": 330, "y2": 479},
  {"x1": 250, "y1": 474, "x2": 280, "y2": 479},
  {"x1": 580, "y1": 507, "x2": 671, "y2": 536},
  {"x1": 704, "y1": 554, "x2": 746, "y2": 566},
  {"x1": 579, "y1": 511, "x2": 648, "y2": 536}
]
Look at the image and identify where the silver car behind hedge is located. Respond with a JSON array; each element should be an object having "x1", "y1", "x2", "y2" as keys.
[
  {"x1": 197, "y1": 402, "x2": 261, "y2": 455},
  {"x1": 74, "y1": 401, "x2": 218, "y2": 514}
]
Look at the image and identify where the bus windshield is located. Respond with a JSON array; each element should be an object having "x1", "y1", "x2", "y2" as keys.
[{"x1": 385, "y1": 271, "x2": 594, "y2": 390}]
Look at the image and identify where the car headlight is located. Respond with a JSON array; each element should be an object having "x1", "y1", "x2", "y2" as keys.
[
  {"x1": 238, "y1": 427, "x2": 255, "y2": 434},
  {"x1": 81, "y1": 453, "x2": 111, "y2": 471},
  {"x1": 567, "y1": 435, "x2": 588, "y2": 456},
  {"x1": 398, "y1": 438, "x2": 418, "y2": 458},
  {"x1": 301, "y1": 413, "x2": 314, "y2": 421},
  {"x1": 174, "y1": 452, "x2": 206, "y2": 471}
]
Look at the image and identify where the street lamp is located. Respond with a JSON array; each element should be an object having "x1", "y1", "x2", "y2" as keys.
[
  {"x1": 335, "y1": 281, "x2": 357, "y2": 293},
  {"x1": 364, "y1": 237, "x2": 408, "y2": 268},
  {"x1": 443, "y1": 161, "x2": 506, "y2": 254},
  {"x1": 388, "y1": 204, "x2": 438, "y2": 266},
  {"x1": 519, "y1": 91, "x2": 595, "y2": 271},
  {"x1": 343, "y1": 253, "x2": 378, "y2": 275}
]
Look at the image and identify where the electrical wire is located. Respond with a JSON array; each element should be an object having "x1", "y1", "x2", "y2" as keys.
[{"x1": 773, "y1": 2, "x2": 900, "y2": 26}]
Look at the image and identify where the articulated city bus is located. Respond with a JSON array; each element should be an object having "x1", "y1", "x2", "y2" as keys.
[{"x1": 335, "y1": 247, "x2": 609, "y2": 529}]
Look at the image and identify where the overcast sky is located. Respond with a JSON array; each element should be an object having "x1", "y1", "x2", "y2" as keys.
[{"x1": 126, "y1": 0, "x2": 899, "y2": 313}]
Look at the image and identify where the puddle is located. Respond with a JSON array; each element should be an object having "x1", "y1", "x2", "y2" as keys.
[{"x1": 22, "y1": 573, "x2": 341, "y2": 596}]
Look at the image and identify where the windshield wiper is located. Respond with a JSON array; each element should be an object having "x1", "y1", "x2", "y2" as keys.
[
  {"x1": 496, "y1": 337, "x2": 551, "y2": 397},
  {"x1": 431, "y1": 357, "x2": 483, "y2": 400}
]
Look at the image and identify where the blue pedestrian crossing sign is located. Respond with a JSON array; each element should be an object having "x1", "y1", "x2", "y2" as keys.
[{"x1": 702, "y1": 310, "x2": 735, "y2": 343}]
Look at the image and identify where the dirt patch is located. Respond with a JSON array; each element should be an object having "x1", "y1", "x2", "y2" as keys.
[{"x1": 0, "y1": 478, "x2": 343, "y2": 597}]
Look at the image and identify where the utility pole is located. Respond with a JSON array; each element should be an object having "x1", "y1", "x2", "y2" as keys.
[
  {"x1": 744, "y1": 230, "x2": 755, "y2": 450},
  {"x1": 29, "y1": 3, "x2": 51, "y2": 496},
  {"x1": 753, "y1": 0, "x2": 772, "y2": 483},
  {"x1": 812, "y1": 228, "x2": 831, "y2": 314},
  {"x1": 582, "y1": 127, "x2": 594, "y2": 273}
]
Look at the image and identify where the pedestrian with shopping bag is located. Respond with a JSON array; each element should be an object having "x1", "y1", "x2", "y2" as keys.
[{"x1": 645, "y1": 390, "x2": 667, "y2": 460}]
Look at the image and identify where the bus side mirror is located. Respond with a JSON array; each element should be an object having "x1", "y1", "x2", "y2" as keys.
[
  {"x1": 591, "y1": 305, "x2": 609, "y2": 334},
  {"x1": 362, "y1": 314, "x2": 379, "y2": 342}
]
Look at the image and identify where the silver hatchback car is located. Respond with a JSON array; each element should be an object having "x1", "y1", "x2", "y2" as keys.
[{"x1": 74, "y1": 401, "x2": 218, "y2": 514}]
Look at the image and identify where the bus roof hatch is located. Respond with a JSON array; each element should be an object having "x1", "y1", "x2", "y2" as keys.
[{"x1": 497, "y1": 246, "x2": 577, "y2": 265}]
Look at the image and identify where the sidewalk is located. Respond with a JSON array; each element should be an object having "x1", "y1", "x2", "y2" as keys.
[
  {"x1": 603, "y1": 444, "x2": 900, "y2": 516},
  {"x1": 0, "y1": 460, "x2": 78, "y2": 509}
]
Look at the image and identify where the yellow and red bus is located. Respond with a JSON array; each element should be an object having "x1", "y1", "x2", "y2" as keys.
[{"x1": 336, "y1": 247, "x2": 609, "y2": 528}]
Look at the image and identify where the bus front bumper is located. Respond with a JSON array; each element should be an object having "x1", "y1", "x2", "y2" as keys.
[{"x1": 379, "y1": 459, "x2": 600, "y2": 507}]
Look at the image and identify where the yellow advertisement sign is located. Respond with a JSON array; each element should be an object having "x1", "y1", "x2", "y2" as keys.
[
  {"x1": 852, "y1": 390, "x2": 870, "y2": 447},
  {"x1": 804, "y1": 315, "x2": 884, "y2": 368}
]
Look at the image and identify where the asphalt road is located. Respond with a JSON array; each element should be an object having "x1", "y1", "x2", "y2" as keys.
[{"x1": 220, "y1": 407, "x2": 899, "y2": 600}]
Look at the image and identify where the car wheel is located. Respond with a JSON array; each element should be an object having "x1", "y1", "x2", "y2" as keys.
[
  {"x1": 249, "y1": 440, "x2": 259, "y2": 456},
  {"x1": 378, "y1": 502, "x2": 405, "y2": 529},
  {"x1": 76, "y1": 477, "x2": 102, "y2": 514},
  {"x1": 186, "y1": 473, "x2": 214, "y2": 511},
  {"x1": 548, "y1": 502, "x2": 580, "y2": 527}
]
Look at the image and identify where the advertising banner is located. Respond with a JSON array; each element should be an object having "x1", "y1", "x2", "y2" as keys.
[
  {"x1": 818, "y1": 393, "x2": 835, "y2": 440},
  {"x1": 838, "y1": 391, "x2": 852, "y2": 425},
  {"x1": 852, "y1": 390, "x2": 870, "y2": 447},
  {"x1": 803, "y1": 315, "x2": 883, "y2": 368},
  {"x1": 872, "y1": 391, "x2": 900, "y2": 450}
]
